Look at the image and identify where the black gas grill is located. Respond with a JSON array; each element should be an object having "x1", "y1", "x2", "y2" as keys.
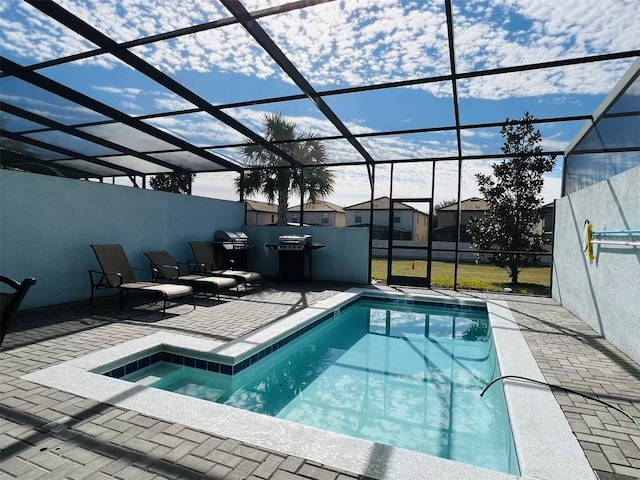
[
  {"x1": 214, "y1": 231, "x2": 253, "y2": 269},
  {"x1": 215, "y1": 231, "x2": 251, "y2": 249},
  {"x1": 277, "y1": 234, "x2": 312, "y2": 251},
  {"x1": 275, "y1": 235, "x2": 320, "y2": 281}
]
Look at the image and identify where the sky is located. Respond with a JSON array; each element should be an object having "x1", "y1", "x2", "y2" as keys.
[{"x1": 1, "y1": 0, "x2": 638, "y2": 207}]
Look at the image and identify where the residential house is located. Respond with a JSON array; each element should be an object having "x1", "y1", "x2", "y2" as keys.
[
  {"x1": 344, "y1": 197, "x2": 428, "y2": 241},
  {"x1": 435, "y1": 197, "x2": 488, "y2": 242},
  {"x1": 287, "y1": 200, "x2": 345, "y2": 227},
  {"x1": 244, "y1": 200, "x2": 278, "y2": 226},
  {"x1": 436, "y1": 197, "x2": 555, "y2": 243}
]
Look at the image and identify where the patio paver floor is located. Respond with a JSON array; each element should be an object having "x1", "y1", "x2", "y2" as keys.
[{"x1": 1, "y1": 282, "x2": 638, "y2": 480}]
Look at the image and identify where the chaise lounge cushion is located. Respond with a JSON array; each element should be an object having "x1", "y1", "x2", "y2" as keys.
[
  {"x1": 188, "y1": 241, "x2": 263, "y2": 288},
  {"x1": 143, "y1": 251, "x2": 238, "y2": 294},
  {"x1": 119, "y1": 282, "x2": 193, "y2": 299},
  {"x1": 174, "y1": 275, "x2": 237, "y2": 289},
  {"x1": 209, "y1": 270, "x2": 261, "y2": 284}
]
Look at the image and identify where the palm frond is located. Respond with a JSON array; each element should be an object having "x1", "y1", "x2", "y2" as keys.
[{"x1": 238, "y1": 113, "x2": 336, "y2": 223}]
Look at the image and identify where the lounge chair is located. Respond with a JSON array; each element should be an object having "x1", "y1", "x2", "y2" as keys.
[
  {"x1": 144, "y1": 251, "x2": 238, "y2": 300},
  {"x1": 1, "y1": 276, "x2": 36, "y2": 346},
  {"x1": 189, "y1": 241, "x2": 263, "y2": 290},
  {"x1": 89, "y1": 244, "x2": 195, "y2": 316}
]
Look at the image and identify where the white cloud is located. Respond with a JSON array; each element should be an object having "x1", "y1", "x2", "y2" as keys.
[
  {"x1": 120, "y1": 101, "x2": 144, "y2": 111},
  {"x1": 3, "y1": 0, "x2": 636, "y2": 100},
  {"x1": 0, "y1": 1, "x2": 97, "y2": 63},
  {"x1": 191, "y1": 171, "x2": 240, "y2": 201},
  {"x1": 0, "y1": 93, "x2": 102, "y2": 123},
  {"x1": 89, "y1": 85, "x2": 197, "y2": 113},
  {"x1": 57, "y1": 0, "x2": 226, "y2": 43},
  {"x1": 152, "y1": 94, "x2": 196, "y2": 111},
  {"x1": 145, "y1": 113, "x2": 247, "y2": 146},
  {"x1": 92, "y1": 86, "x2": 142, "y2": 96}
]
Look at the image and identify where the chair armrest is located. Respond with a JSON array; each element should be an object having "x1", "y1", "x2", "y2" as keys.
[
  {"x1": 131, "y1": 266, "x2": 156, "y2": 282},
  {"x1": 89, "y1": 269, "x2": 124, "y2": 287},
  {"x1": 0, "y1": 275, "x2": 21, "y2": 291},
  {"x1": 150, "y1": 264, "x2": 180, "y2": 280},
  {"x1": 188, "y1": 260, "x2": 207, "y2": 275}
]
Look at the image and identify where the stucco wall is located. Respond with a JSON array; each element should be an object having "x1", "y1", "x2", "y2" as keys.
[
  {"x1": 0, "y1": 170, "x2": 244, "y2": 309},
  {"x1": 552, "y1": 165, "x2": 640, "y2": 364},
  {"x1": 244, "y1": 226, "x2": 370, "y2": 285}
]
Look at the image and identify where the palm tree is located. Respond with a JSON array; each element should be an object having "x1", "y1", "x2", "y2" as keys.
[{"x1": 236, "y1": 113, "x2": 335, "y2": 225}]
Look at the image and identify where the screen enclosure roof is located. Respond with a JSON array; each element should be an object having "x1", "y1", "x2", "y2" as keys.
[{"x1": 1, "y1": 0, "x2": 638, "y2": 181}]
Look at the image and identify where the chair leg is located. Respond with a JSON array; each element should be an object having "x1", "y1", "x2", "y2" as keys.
[
  {"x1": 162, "y1": 296, "x2": 168, "y2": 317},
  {"x1": 89, "y1": 271, "x2": 96, "y2": 306},
  {"x1": 192, "y1": 294, "x2": 197, "y2": 310}
]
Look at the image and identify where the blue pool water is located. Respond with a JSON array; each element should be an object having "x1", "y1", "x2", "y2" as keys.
[{"x1": 122, "y1": 299, "x2": 519, "y2": 475}]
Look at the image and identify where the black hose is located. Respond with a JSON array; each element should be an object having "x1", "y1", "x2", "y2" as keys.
[{"x1": 481, "y1": 375, "x2": 640, "y2": 431}]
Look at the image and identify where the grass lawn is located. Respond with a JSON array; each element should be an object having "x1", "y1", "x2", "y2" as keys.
[{"x1": 372, "y1": 259, "x2": 550, "y2": 295}]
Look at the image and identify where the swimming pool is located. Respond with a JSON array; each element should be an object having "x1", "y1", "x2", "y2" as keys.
[
  {"x1": 23, "y1": 288, "x2": 596, "y2": 480},
  {"x1": 118, "y1": 298, "x2": 518, "y2": 474}
]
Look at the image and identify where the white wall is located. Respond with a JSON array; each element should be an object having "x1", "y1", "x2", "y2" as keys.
[
  {"x1": 552, "y1": 166, "x2": 640, "y2": 364},
  {"x1": 0, "y1": 170, "x2": 244, "y2": 309},
  {"x1": 244, "y1": 226, "x2": 370, "y2": 285}
]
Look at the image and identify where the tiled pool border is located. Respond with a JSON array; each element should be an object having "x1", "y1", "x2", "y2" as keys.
[
  {"x1": 102, "y1": 295, "x2": 487, "y2": 379},
  {"x1": 22, "y1": 288, "x2": 595, "y2": 480}
]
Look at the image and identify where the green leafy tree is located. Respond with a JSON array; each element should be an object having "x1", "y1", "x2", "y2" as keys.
[
  {"x1": 149, "y1": 173, "x2": 196, "y2": 194},
  {"x1": 467, "y1": 112, "x2": 555, "y2": 284},
  {"x1": 236, "y1": 113, "x2": 335, "y2": 225}
]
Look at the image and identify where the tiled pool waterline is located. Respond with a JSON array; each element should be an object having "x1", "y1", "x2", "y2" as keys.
[{"x1": 23, "y1": 288, "x2": 596, "y2": 480}]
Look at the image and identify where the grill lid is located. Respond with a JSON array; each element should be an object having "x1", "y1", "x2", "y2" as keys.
[
  {"x1": 215, "y1": 231, "x2": 249, "y2": 243},
  {"x1": 278, "y1": 235, "x2": 312, "y2": 244}
]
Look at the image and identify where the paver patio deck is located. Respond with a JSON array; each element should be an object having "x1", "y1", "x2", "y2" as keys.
[{"x1": 1, "y1": 282, "x2": 638, "y2": 480}]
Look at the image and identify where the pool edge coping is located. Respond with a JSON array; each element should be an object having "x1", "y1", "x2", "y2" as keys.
[
  {"x1": 486, "y1": 300, "x2": 595, "y2": 480},
  {"x1": 21, "y1": 288, "x2": 593, "y2": 480}
]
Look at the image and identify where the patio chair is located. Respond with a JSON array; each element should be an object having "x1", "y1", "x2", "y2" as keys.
[
  {"x1": 0, "y1": 276, "x2": 36, "y2": 346},
  {"x1": 189, "y1": 241, "x2": 263, "y2": 290},
  {"x1": 89, "y1": 244, "x2": 195, "y2": 316},
  {"x1": 144, "y1": 251, "x2": 238, "y2": 300}
]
